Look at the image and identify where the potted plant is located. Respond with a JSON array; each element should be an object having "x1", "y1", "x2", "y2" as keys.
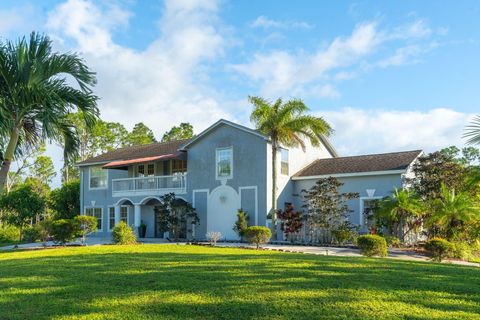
[{"x1": 139, "y1": 221, "x2": 147, "y2": 238}]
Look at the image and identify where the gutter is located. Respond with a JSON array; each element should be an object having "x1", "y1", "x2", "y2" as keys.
[{"x1": 291, "y1": 169, "x2": 407, "y2": 180}]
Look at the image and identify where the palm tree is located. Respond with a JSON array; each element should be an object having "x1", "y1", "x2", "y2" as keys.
[
  {"x1": 428, "y1": 183, "x2": 480, "y2": 241},
  {"x1": 374, "y1": 188, "x2": 425, "y2": 242},
  {"x1": 464, "y1": 115, "x2": 480, "y2": 145},
  {"x1": 249, "y1": 96, "x2": 332, "y2": 240},
  {"x1": 0, "y1": 32, "x2": 98, "y2": 192}
]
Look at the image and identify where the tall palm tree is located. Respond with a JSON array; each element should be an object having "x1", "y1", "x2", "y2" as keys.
[
  {"x1": 375, "y1": 188, "x2": 425, "y2": 242},
  {"x1": 0, "y1": 32, "x2": 98, "y2": 192},
  {"x1": 464, "y1": 115, "x2": 480, "y2": 145},
  {"x1": 428, "y1": 183, "x2": 480, "y2": 241},
  {"x1": 249, "y1": 96, "x2": 332, "y2": 240}
]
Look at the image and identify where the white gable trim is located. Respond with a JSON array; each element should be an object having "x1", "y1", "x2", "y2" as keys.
[
  {"x1": 179, "y1": 119, "x2": 268, "y2": 150},
  {"x1": 292, "y1": 169, "x2": 407, "y2": 180}
]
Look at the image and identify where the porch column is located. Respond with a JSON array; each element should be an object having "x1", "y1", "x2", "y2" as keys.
[
  {"x1": 114, "y1": 205, "x2": 121, "y2": 225},
  {"x1": 134, "y1": 204, "x2": 141, "y2": 236}
]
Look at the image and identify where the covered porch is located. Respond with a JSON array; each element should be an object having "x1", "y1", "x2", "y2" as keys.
[
  {"x1": 113, "y1": 196, "x2": 193, "y2": 240},
  {"x1": 104, "y1": 152, "x2": 188, "y2": 198}
]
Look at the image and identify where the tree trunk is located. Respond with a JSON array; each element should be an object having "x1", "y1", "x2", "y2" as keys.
[
  {"x1": 271, "y1": 140, "x2": 278, "y2": 241},
  {"x1": 0, "y1": 127, "x2": 20, "y2": 194}
]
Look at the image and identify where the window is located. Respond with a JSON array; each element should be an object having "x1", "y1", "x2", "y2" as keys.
[
  {"x1": 280, "y1": 149, "x2": 289, "y2": 175},
  {"x1": 216, "y1": 147, "x2": 233, "y2": 179},
  {"x1": 89, "y1": 166, "x2": 107, "y2": 189},
  {"x1": 86, "y1": 207, "x2": 103, "y2": 231},
  {"x1": 172, "y1": 160, "x2": 187, "y2": 173},
  {"x1": 108, "y1": 207, "x2": 115, "y2": 230},
  {"x1": 120, "y1": 206, "x2": 128, "y2": 224},
  {"x1": 137, "y1": 163, "x2": 155, "y2": 177}
]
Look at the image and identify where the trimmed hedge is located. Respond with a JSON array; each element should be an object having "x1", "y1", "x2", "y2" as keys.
[
  {"x1": 357, "y1": 235, "x2": 388, "y2": 257},
  {"x1": 245, "y1": 226, "x2": 271, "y2": 249},
  {"x1": 424, "y1": 238, "x2": 454, "y2": 262},
  {"x1": 112, "y1": 222, "x2": 137, "y2": 245}
]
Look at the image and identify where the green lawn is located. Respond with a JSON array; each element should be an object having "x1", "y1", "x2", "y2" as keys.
[{"x1": 0, "y1": 245, "x2": 479, "y2": 320}]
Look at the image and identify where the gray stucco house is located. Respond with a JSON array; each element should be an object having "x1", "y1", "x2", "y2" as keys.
[{"x1": 77, "y1": 119, "x2": 422, "y2": 241}]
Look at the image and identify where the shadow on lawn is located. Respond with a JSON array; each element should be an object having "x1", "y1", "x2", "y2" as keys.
[{"x1": 0, "y1": 247, "x2": 479, "y2": 320}]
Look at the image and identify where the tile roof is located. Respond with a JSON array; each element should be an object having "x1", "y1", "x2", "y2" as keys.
[
  {"x1": 76, "y1": 139, "x2": 190, "y2": 166},
  {"x1": 294, "y1": 150, "x2": 422, "y2": 177}
]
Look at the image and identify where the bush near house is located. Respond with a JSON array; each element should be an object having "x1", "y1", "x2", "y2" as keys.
[
  {"x1": 357, "y1": 235, "x2": 388, "y2": 257},
  {"x1": 74, "y1": 215, "x2": 98, "y2": 245},
  {"x1": 245, "y1": 226, "x2": 271, "y2": 249},
  {"x1": 331, "y1": 222, "x2": 357, "y2": 245},
  {"x1": 233, "y1": 210, "x2": 249, "y2": 241},
  {"x1": 50, "y1": 219, "x2": 79, "y2": 245},
  {"x1": 112, "y1": 221, "x2": 137, "y2": 245},
  {"x1": 385, "y1": 235, "x2": 402, "y2": 248},
  {"x1": 424, "y1": 238, "x2": 454, "y2": 262}
]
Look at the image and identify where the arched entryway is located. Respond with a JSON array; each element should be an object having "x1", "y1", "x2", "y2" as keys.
[{"x1": 207, "y1": 185, "x2": 240, "y2": 240}]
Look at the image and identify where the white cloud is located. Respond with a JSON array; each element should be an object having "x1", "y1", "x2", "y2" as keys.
[
  {"x1": 232, "y1": 19, "x2": 437, "y2": 98},
  {"x1": 231, "y1": 22, "x2": 380, "y2": 97},
  {"x1": 389, "y1": 19, "x2": 432, "y2": 40},
  {"x1": 46, "y1": 0, "x2": 231, "y2": 136},
  {"x1": 249, "y1": 15, "x2": 313, "y2": 29},
  {"x1": 322, "y1": 108, "x2": 473, "y2": 156}
]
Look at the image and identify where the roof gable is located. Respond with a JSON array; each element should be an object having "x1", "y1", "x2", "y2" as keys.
[
  {"x1": 293, "y1": 150, "x2": 422, "y2": 178},
  {"x1": 179, "y1": 119, "x2": 268, "y2": 150}
]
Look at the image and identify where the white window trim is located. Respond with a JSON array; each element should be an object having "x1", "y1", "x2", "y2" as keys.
[
  {"x1": 85, "y1": 206, "x2": 104, "y2": 232},
  {"x1": 359, "y1": 196, "x2": 383, "y2": 226},
  {"x1": 239, "y1": 186, "x2": 258, "y2": 225},
  {"x1": 215, "y1": 147, "x2": 233, "y2": 180},
  {"x1": 280, "y1": 148, "x2": 289, "y2": 176},
  {"x1": 108, "y1": 206, "x2": 115, "y2": 231},
  {"x1": 89, "y1": 166, "x2": 108, "y2": 190}
]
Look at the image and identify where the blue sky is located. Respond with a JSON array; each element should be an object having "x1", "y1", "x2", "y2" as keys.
[{"x1": 0, "y1": 0, "x2": 479, "y2": 186}]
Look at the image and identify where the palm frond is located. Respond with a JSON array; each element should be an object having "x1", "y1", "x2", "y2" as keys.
[{"x1": 463, "y1": 115, "x2": 480, "y2": 145}]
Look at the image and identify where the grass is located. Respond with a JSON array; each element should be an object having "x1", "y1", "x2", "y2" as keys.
[{"x1": 0, "y1": 245, "x2": 479, "y2": 320}]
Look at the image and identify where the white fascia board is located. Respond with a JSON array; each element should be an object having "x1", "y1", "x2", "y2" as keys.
[
  {"x1": 291, "y1": 169, "x2": 407, "y2": 180},
  {"x1": 76, "y1": 161, "x2": 110, "y2": 167}
]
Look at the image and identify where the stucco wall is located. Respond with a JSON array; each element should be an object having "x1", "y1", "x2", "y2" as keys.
[
  {"x1": 268, "y1": 137, "x2": 335, "y2": 215},
  {"x1": 293, "y1": 173, "x2": 403, "y2": 226},
  {"x1": 186, "y1": 123, "x2": 268, "y2": 239}
]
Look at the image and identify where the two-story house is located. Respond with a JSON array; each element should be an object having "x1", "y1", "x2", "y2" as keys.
[{"x1": 77, "y1": 119, "x2": 422, "y2": 240}]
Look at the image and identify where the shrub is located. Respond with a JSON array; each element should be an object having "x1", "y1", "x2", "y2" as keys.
[
  {"x1": 233, "y1": 210, "x2": 248, "y2": 241},
  {"x1": 245, "y1": 226, "x2": 271, "y2": 249},
  {"x1": 206, "y1": 231, "x2": 222, "y2": 246},
  {"x1": 0, "y1": 224, "x2": 19, "y2": 243},
  {"x1": 452, "y1": 242, "x2": 473, "y2": 261},
  {"x1": 424, "y1": 238, "x2": 454, "y2": 262},
  {"x1": 385, "y1": 235, "x2": 402, "y2": 248},
  {"x1": 357, "y1": 235, "x2": 388, "y2": 257},
  {"x1": 35, "y1": 220, "x2": 52, "y2": 246},
  {"x1": 74, "y1": 215, "x2": 98, "y2": 245},
  {"x1": 331, "y1": 222, "x2": 357, "y2": 245},
  {"x1": 112, "y1": 221, "x2": 137, "y2": 245},
  {"x1": 23, "y1": 225, "x2": 40, "y2": 243},
  {"x1": 50, "y1": 219, "x2": 79, "y2": 245}
]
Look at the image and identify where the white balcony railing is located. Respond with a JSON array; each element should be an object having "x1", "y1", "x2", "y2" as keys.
[{"x1": 112, "y1": 173, "x2": 187, "y2": 197}]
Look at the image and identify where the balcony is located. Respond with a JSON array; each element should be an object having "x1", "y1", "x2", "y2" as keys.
[{"x1": 112, "y1": 173, "x2": 187, "y2": 197}]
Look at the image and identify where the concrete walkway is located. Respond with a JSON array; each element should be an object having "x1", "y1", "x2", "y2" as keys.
[{"x1": 1, "y1": 238, "x2": 478, "y2": 267}]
